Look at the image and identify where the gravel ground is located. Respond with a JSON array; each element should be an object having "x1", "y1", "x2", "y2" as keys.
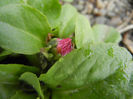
[{"x1": 64, "y1": 0, "x2": 133, "y2": 28}]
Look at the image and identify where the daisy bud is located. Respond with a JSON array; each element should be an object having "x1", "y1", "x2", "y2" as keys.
[{"x1": 57, "y1": 38, "x2": 72, "y2": 56}]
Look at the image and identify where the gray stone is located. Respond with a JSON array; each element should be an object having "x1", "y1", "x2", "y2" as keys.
[{"x1": 95, "y1": 16, "x2": 108, "y2": 24}]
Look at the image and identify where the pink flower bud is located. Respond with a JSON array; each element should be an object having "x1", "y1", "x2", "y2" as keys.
[{"x1": 57, "y1": 38, "x2": 72, "y2": 56}]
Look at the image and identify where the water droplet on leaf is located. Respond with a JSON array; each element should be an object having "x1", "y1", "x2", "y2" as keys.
[
  {"x1": 108, "y1": 48, "x2": 114, "y2": 57},
  {"x1": 84, "y1": 48, "x2": 92, "y2": 57}
]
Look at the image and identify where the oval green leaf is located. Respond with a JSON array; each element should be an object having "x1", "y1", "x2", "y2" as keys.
[
  {"x1": 75, "y1": 16, "x2": 121, "y2": 48},
  {"x1": 75, "y1": 14, "x2": 94, "y2": 48},
  {"x1": 92, "y1": 24, "x2": 121, "y2": 43},
  {"x1": 52, "y1": 61, "x2": 133, "y2": 99},
  {"x1": 21, "y1": 0, "x2": 61, "y2": 28},
  {"x1": 58, "y1": 4, "x2": 77, "y2": 38},
  {"x1": 39, "y1": 43, "x2": 132, "y2": 98},
  {"x1": 0, "y1": 4, "x2": 51, "y2": 54}
]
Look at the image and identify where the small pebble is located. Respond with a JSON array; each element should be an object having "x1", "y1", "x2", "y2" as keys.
[
  {"x1": 87, "y1": 3, "x2": 93, "y2": 14},
  {"x1": 89, "y1": 0, "x2": 95, "y2": 3},
  {"x1": 107, "y1": 1, "x2": 115, "y2": 11},
  {"x1": 107, "y1": 12, "x2": 116, "y2": 17},
  {"x1": 78, "y1": 0, "x2": 84, "y2": 5},
  {"x1": 110, "y1": 17, "x2": 122, "y2": 26},
  {"x1": 82, "y1": 7, "x2": 88, "y2": 14},
  {"x1": 96, "y1": 0, "x2": 104, "y2": 9},
  {"x1": 131, "y1": 20, "x2": 133, "y2": 24},
  {"x1": 93, "y1": 8, "x2": 101, "y2": 16},
  {"x1": 75, "y1": 5, "x2": 84, "y2": 11},
  {"x1": 95, "y1": 16, "x2": 108, "y2": 24},
  {"x1": 99, "y1": 9, "x2": 107, "y2": 16},
  {"x1": 103, "y1": 1, "x2": 108, "y2": 8}
]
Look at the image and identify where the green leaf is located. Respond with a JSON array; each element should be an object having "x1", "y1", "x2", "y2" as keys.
[
  {"x1": 58, "y1": 4, "x2": 77, "y2": 38},
  {"x1": 0, "y1": 50, "x2": 12, "y2": 61},
  {"x1": 0, "y1": 64, "x2": 39, "y2": 84},
  {"x1": 21, "y1": 0, "x2": 61, "y2": 28},
  {"x1": 128, "y1": 72, "x2": 133, "y2": 97},
  {"x1": 0, "y1": 84, "x2": 18, "y2": 99},
  {"x1": 75, "y1": 16, "x2": 121, "y2": 48},
  {"x1": 0, "y1": 4, "x2": 51, "y2": 54},
  {"x1": 0, "y1": 50, "x2": 12, "y2": 57},
  {"x1": 11, "y1": 91, "x2": 37, "y2": 99},
  {"x1": 0, "y1": 22, "x2": 43, "y2": 55},
  {"x1": 19, "y1": 72, "x2": 44, "y2": 99},
  {"x1": 75, "y1": 14, "x2": 94, "y2": 48},
  {"x1": 92, "y1": 24, "x2": 121, "y2": 43},
  {"x1": 40, "y1": 43, "x2": 132, "y2": 98},
  {"x1": 0, "y1": 0, "x2": 21, "y2": 7},
  {"x1": 52, "y1": 62, "x2": 133, "y2": 99}
]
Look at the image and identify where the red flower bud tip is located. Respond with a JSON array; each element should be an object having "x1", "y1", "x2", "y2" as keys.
[{"x1": 57, "y1": 38, "x2": 72, "y2": 56}]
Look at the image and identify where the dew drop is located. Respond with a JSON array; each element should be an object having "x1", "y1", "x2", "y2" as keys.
[
  {"x1": 108, "y1": 48, "x2": 114, "y2": 57},
  {"x1": 84, "y1": 48, "x2": 92, "y2": 57}
]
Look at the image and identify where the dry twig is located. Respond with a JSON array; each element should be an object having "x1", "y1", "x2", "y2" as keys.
[
  {"x1": 117, "y1": 11, "x2": 133, "y2": 30},
  {"x1": 118, "y1": 24, "x2": 133, "y2": 34}
]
